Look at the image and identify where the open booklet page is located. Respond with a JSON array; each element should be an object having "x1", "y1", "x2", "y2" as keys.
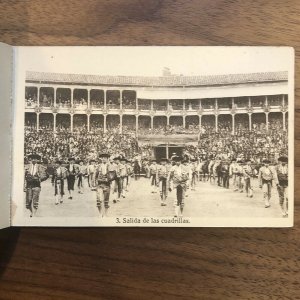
[
  {"x1": 0, "y1": 43, "x2": 12, "y2": 229},
  {"x1": 11, "y1": 46, "x2": 294, "y2": 227}
]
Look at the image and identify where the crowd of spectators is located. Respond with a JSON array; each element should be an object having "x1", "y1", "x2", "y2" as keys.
[
  {"x1": 57, "y1": 99, "x2": 71, "y2": 108},
  {"x1": 25, "y1": 97, "x2": 285, "y2": 115},
  {"x1": 138, "y1": 124, "x2": 200, "y2": 135},
  {"x1": 91, "y1": 100, "x2": 104, "y2": 109},
  {"x1": 39, "y1": 119, "x2": 53, "y2": 130},
  {"x1": 25, "y1": 126, "x2": 138, "y2": 164},
  {"x1": 234, "y1": 98, "x2": 248, "y2": 108},
  {"x1": 183, "y1": 119, "x2": 288, "y2": 162},
  {"x1": 169, "y1": 100, "x2": 183, "y2": 110},
  {"x1": 122, "y1": 96, "x2": 136, "y2": 109},
  {"x1": 40, "y1": 93, "x2": 53, "y2": 107},
  {"x1": 25, "y1": 93, "x2": 38, "y2": 107},
  {"x1": 268, "y1": 96, "x2": 282, "y2": 107},
  {"x1": 24, "y1": 113, "x2": 287, "y2": 165},
  {"x1": 73, "y1": 98, "x2": 88, "y2": 108}
]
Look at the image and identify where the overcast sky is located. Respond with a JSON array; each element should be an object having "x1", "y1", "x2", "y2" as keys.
[{"x1": 17, "y1": 46, "x2": 293, "y2": 77}]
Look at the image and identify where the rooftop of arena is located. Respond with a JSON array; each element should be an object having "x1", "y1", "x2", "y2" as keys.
[{"x1": 26, "y1": 71, "x2": 288, "y2": 88}]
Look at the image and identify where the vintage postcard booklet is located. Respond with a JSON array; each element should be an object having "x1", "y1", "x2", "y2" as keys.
[{"x1": 0, "y1": 43, "x2": 294, "y2": 228}]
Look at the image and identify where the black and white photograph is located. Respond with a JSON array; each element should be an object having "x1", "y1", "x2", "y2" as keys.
[{"x1": 11, "y1": 46, "x2": 294, "y2": 227}]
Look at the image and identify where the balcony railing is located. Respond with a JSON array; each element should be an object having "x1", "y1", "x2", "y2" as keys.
[
  {"x1": 138, "y1": 104, "x2": 151, "y2": 110},
  {"x1": 218, "y1": 104, "x2": 231, "y2": 109},
  {"x1": 25, "y1": 100, "x2": 38, "y2": 108},
  {"x1": 153, "y1": 106, "x2": 167, "y2": 111},
  {"x1": 91, "y1": 104, "x2": 104, "y2": 109},
  {"x1": 202, "y1": 104, "x2": 214, "y2": 109},
  {"x1": 169, "y1": 105, "x2": 183, "y2": 110},
  {"x1": 186, "y1": 104, "x2": 199, "y2": 110},
  {"x1": 73, "y1": 103, "x2": 88, "y2": 109},
  {"x1": 40, "y1": 102, "x2": 52, "y2": 108},
  {"x1": 235, "y1": 102, "x2": 249, "y2": 108},
  {"x1": 107, "y1": 104, "x2": 120, "y2": 110},
  {"x1": 268, "y1": 101, "x2": 282, "y2": 107},
  {"x1": 57, "y1": 103, "x2": 71, "y2": 108},
  {"x1": 122, "y1": 104, "x2": 136, "y2": 109},
  {"x1": 25, "y1": 101, "x2": 284, "y2": 114}
]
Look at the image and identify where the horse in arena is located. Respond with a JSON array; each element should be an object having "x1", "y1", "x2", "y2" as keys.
[
  {"x1": 221, "y1": 161, "x2": 230, "y2": 188},
  {"x1": 133, "y1": 160, "x2": 141, "y2": 180},
  {"x1": 200, "y1": 160, "x2": 210, "y2": 181},
  {"x1": 208, "y1": 160, "x2": 215, "y2": 183},
  {"x1": 216, "y1": 161, "x2": 223, "y2": 186}
]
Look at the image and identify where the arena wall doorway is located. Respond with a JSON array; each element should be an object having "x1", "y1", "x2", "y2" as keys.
[
  {"x1": 155, "y1": 146, "x2": 167, "y2": 161},
  {"x1": 154, "y1": 144, "x2": 183, "y2": 160}
]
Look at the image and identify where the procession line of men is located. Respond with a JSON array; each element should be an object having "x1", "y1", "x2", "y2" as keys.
[
  {"x1": 24, "y1": 154, "x2": 48, "y2": 217},
  {"x1": 259, "y1": 157, "x2": 288, "y2": 217},
  {"x1": 25, "y1": 154, "x2": 133, "y2": 218},
  {"x1": 148, "y1": 156, "x2": 193, "y2": 218},
  {"x1": 24, "y1": 153, "x2": 288, "y2": 219},
  {"x1": 146, "y1": 155, "x2": 289, "y2": 218}
]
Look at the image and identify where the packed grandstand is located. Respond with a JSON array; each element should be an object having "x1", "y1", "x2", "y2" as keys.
[{"x1": 24, "y1": 70, "x2": 289, "y2": 164}]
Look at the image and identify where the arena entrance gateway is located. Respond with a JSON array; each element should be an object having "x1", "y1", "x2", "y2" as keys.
[
  {"x1": 154, "y1": 145, "x2": 184, "y2": 160},
  {"x1": 138, "y1": 133, "x2": 198, "y2": 160}
]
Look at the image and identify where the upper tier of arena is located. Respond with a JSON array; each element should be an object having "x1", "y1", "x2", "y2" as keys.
[{"x1": 26, "y1": 71, "x2": 288, "y2": 87}]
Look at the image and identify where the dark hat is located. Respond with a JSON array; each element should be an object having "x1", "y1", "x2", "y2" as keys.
[
  {"x1": 120, "y1": 157, "x2": 127, "y2": 162},
  {"x1": 190, "y1": 158, "x2": 197, "y2": 162},
  {"x1": 113, "y1": 156, "x2": 121, "y2": 161},
  {"x1": 28, "y1": 154, "x2": 41, "y2": 160},
  {"x1": 278, "y1": 156, "x2": 288, "y2": 163},
  {"x1": 263, "y1": 159, "x2": 271, "y2": 164},
  {"x1": 245, "y1": 159, "x2": 251, "y2": 163},
  {"x1": 99, "y1": 153, "x2": 110, "y2": 158},
  {"x1": 160, "y1": 158, "x2": 169, "y2": 163},
  {"x1": 231, "y1": 158, "x2": 237, "y2": 162},
  {"x1": 172, "y1": 156, "x2": 182, "y2": 162},
  {"x1": 90, "y1": 159, "x2": 96, "y2": 163},
  {"x1": 68, "y1": 157, "x2": 75, "y2": 162}
]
